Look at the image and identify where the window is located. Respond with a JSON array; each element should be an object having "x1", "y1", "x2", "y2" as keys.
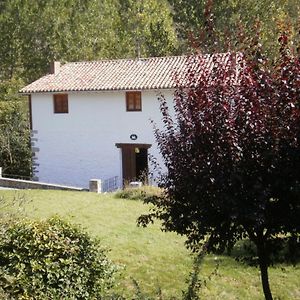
[
  {"x1": 126, "y1": 91, "x2": 141, "y2": 111},
  {"x1": 53, "y1": 94, "x2": 68, "y2": 113}
]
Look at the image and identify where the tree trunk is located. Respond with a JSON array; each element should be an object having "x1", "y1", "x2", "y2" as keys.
[{"x1": 257, "y1": 243, "x2": 273, "y2": 300}]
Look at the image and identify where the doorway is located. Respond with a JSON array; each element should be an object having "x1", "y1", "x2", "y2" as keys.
[{"x1": 116, "y1": 143, "x2": 151, "y2": 184}]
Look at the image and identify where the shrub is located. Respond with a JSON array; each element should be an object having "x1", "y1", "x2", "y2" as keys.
[
  {"x1": 232, "y1": 237, "x2": 300, "y2": 266},
  {"x1": 115, "y1": 186, "x2": 162, "y2": 202},
  {"x1": 0, "y1": 217, "x2": 117, "y2": 299}
]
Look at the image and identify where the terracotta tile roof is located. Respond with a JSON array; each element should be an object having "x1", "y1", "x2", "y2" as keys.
[{"x1": 20, "y1": 54, "x2": 233, "y2": 94}]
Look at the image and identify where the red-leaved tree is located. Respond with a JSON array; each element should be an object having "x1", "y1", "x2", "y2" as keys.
[{"x1": 138, "y1": 33, "x2": 300, "y2": 300}]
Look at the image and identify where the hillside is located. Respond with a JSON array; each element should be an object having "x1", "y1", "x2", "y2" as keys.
[{"x1": 0, "y1": 190, "x2": 299, "y2": 299}]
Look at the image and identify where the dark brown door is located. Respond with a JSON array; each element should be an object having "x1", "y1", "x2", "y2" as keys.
[
  {"x1": 116, "y1": 143, "x2": 151, "y2": 184},
  {"x1": 121, "y1": 145, "x2": 136, "y2": 183}
]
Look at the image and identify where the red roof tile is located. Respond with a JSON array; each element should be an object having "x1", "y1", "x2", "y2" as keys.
[{"x1": 20, "y1": 54, "x2": 233, "y2": 94}]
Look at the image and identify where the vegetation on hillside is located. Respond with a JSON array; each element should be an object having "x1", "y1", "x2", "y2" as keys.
[{"x1": 0, "y1": 190, "x2": 299, "y2": 299}]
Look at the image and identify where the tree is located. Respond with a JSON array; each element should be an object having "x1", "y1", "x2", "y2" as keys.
[
  {"x1": 116, "y1": 0, "x2": 178, "y2": 58},
  {"x1": 0, "y1": 0, "x2": 178, "y2": 83},
  {"x1": 0, "y1": 100, "x2": 32, "y2": 179},
  {"x1": 138, "y1": 33, "x2": 300, "y2": 299},
  {"x1": 169, "y1": 0, "x2": 300, "y2": 58},
  {"x1": 0, "y1": 0, "x2": 122, "y2": 82}
]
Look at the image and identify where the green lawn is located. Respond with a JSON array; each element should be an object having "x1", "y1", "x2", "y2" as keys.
[{"x1": 1, "y1": 190, "x2": 299, "y2": 299}]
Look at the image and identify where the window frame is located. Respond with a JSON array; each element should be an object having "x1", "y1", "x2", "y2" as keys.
[
  {"x1": 53, "y1": 93, "x2": 69, "y2": 114},
  {"x1": 126, "y1": 91, "x2": 142, "y2": 112}
]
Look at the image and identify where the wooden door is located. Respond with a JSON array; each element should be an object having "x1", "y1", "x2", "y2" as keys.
[
  {"x1": 121, "y1": 146, "x2": 136, "y2": 183},
  {"x1": 116, "y1": 143, "x2": 152, "y2": 184}
]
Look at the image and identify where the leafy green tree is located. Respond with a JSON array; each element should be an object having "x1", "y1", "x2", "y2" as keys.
[
  {"x1": 169, "y1": 0, "x2": 300, "y2": 57},
  {"x1": 0, "y1": 0, "x2": 178, "y2": 83},
  {"x1": 0, "y1": 0, "x2": 122, "y2": 82},
  {"x1": 116, "y1": 0, "x2": 178, "y2": 58},
  {"x1": 0, "y1": 100, "x2": 31, "y2": 179}
]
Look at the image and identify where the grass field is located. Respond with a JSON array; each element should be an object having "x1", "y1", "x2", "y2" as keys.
[{"x1": 0, "y1": 189, "x2": 299, "y2": 299}]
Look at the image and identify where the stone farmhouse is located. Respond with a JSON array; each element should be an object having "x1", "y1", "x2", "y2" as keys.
[{"x1": 20, "y1": 54, "x2": 229, "y2": 190}]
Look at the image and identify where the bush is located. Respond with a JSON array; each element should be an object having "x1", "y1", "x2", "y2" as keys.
[
  {"x1": 231, "y1": 237, "x2": 300, "y2": 266},
  {"x1": 115, "y1": 186, "x2": 162, "y2": 202},
  {"x1": 0, "y1": 217, "x2": 117, "y2": 299}
]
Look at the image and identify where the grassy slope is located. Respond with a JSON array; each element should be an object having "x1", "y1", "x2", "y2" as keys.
[{"x1": 1, "y1": 190, "x2": 299, "y2": 299}]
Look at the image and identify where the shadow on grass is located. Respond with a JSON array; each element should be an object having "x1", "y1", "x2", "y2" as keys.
[{"x1": 224, "y1": 237, "x2": 300, "y2": 266}]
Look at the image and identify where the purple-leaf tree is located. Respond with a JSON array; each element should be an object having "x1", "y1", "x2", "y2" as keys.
[{"x1": 138, "y1": 32, "x2": 300, "y2": 300}]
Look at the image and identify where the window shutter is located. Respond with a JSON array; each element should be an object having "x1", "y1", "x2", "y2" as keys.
[
  {"x1": 126, "y1": 91, "x2": 141, "y2": 111},
  {"x1": 54, "y1": 94, "x2": 68, "y2": 113}
]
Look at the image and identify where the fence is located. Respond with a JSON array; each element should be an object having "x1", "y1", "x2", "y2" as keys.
[
  {"x1": 102, "y1": 176, "x2": 120, "y2": 192},
  {"x1": 89, "y1": 176, "x2": 120, "y2": 193}
]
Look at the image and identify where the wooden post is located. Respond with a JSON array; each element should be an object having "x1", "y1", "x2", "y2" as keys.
[{"x1": 0, "y1": 167, "x2": 2, "y2": 177}]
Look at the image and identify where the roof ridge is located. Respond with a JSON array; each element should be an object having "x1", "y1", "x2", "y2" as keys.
[
  {"x1": 64, "y1": 55, "x2": 190, "y2": 66},
  {"x1": 63, "y1": 52, "x2": 234, "y2": 66}
]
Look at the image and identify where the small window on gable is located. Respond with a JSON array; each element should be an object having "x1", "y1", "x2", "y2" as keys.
[
  {"x1": 126, "y1": 91, "x2": 141, "y2": 111},
  {"x1": 54, "y1": 94, "x2": 68, "y2": 114}
]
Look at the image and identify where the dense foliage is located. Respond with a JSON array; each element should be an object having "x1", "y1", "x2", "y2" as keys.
[
  {"x1": 0, "y1": 101, "x2": 31, "y2": 179},
  {"x1": 138, "y1": 33, "x2": 300, "y2": 300},
  {"x1": 169, "y1": 0, "x2": 300, "y2": 57},
  {"x1": 0, "y1": 0, "x2": 178, "y2": 83},
  {"x1": 0, "y1": 217, "x2": 117, "y2": 299}
]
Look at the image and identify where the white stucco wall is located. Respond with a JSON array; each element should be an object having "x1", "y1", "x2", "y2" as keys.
[{"x1": 30, "y1": 90, "x2": 174, "y2": 188}]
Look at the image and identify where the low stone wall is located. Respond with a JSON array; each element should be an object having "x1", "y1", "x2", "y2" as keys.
[{"x1": 0, "y1": 176, "x2": 85, "y2": 191}]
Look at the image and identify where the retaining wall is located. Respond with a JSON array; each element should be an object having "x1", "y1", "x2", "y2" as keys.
[{"x1": 0, "y1": 176, "x2": 85, "y2": 191}]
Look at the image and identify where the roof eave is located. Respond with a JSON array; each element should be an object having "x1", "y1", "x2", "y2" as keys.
[{"x1": 18, "y1": 86, "x2": 176, "y2": 94}]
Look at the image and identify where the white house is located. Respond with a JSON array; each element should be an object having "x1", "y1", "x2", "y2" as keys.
[{"x1": 20, "y1": 54, "x2": 229, "y2": 190}]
